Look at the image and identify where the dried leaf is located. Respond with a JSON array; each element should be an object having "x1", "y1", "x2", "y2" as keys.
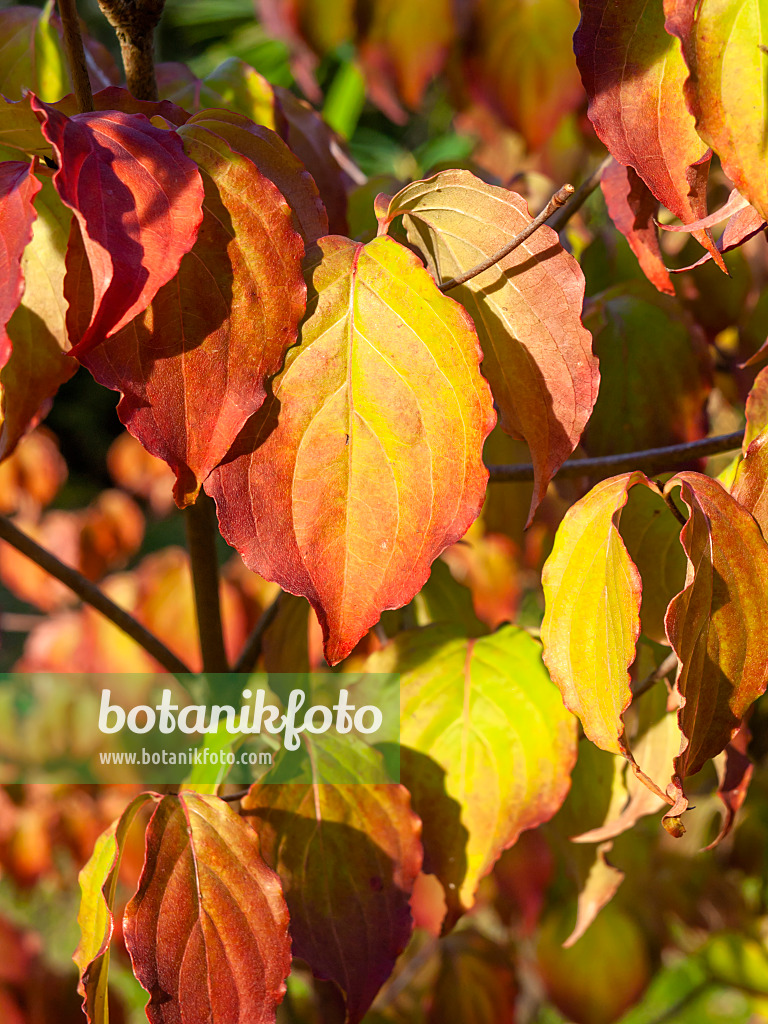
[
  {"x1": 732, "y1": 430, "x2": 768, "y2": 536},
  {"x1": 600, "y1": 161, "x2": 674, "y2": 296},
  {"x1": 80, "y1": 115, "x2": 306, "y2": 506},
  {"x1": 575, "y1": 0, "x2": 722, "y2": 265},
  {"x1": 74, "y1": 793, "x2": 156, "y2": 1024},
  {"x1": 377, "y1": 169, "x2": 598, "y2": 521},
  {"x1": 208, "y1": 234, "x2": 494, "y2": 664},
  {"x1": 668, "y1": 203, "x2": 766, "y2": 273},
  {"x1": 243, "y1": 783, "x2": 421, "y2": 1024},
  {"x1": 563, "y1": 843, "x2": 624, "y2": 948},
  {"x1": 367, "y1": 625, "x2": 577, "y2": 915},
  {"x1": 32, "y1": 99, "x2": 204, "y2": 356},
  {"x1": 124, "y1": 792, "x2": 291, "y2": 1024},
  {"x1": 663, "y1": 473, "x2": 768, "y2": 825},
  {"x1": 0, "y1": 161, "x2": 41, "y2": 371}
]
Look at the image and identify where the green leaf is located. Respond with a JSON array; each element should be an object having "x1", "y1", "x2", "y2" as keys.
[
  {"x1": 367, "y1": 624, "x2": 577, "y2": 914},
  {"x1": 73, "y1": 792, "x2": 158, "y2": 1024},
  {"x1": 582, "y1": 282, "x2": 712, "y2": 458}
]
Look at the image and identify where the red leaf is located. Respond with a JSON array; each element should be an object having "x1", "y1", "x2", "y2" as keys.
[
  {"x1": 574, "y1": 0, "x2": 723, "y2": 268},
  {"x1": 124, "y1": 792, "x2": 291, "y2": 1024},
  {"x1": 207, "y1": 234, "x2": 494, "y2": 664},
  {"x1": 31, "y1": 98, "x2": 204, "y2": 356},
  {"x1": 243, "y1": 783, "x2": 422, "y2": 1024},
  {"x1": 707, "y1": 720, "x2": 753, "y2": 850},
  {"x1": 663, "y1": 473, "x2": 768, "y2": 825},
  {"x1": 79, "y1": 116, "x2": 306, "y2": 506},
  {"x1": 669, "y1": 204, "x2": 766, "y2": 274},
  {"x1": 0, "y1": 161, "x2": 41, "y2": 370},
  {"x1": 600, "y1": 161, "x2": 674, "y2": 296}
]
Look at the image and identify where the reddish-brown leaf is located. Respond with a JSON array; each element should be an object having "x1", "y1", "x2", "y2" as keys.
[
  {"x1": 183, "y1": 109, "x2": 328, "y2": 243},
  {"x1": 663, "y1": 473, "x2": 768, "y2": 825},
  {"x1": 575, "y1": 0, "x2": 722, "y2": 266},
  {"x1": 731, "y1": 431, "x2": 768, "y2": 537},
  {"x1": 377, "y1": 170, "x2": 598, "y2": 522},
  {"x1": 208, "y1": 234, "x2": 494, "y2": 664},
  {"x1": 242, "y1": 783, "x2": 422, "y2": 1024},
  {"x1": 668, "y1": 204, "x2": 766, "y2": 273},
  {"x1": 707, "y1": 720, "x2": 753, "y2": 849},
  {"x1": 600, "y1": 161, "x2": 674, "y2": 296},
  {"x1": 79, "y1": 116, "x2": 306, "y2": 506},
  {"x1": 744, "y1": 367, "x2": 768, "y2": 448},
  {"x1": 31, "y1": 99, "x2": 204, "y2": 356},
  {"x1": 0, "y1": 161, "x2": 41, "y2": 370},
  {"x1": 124, "y1": 792, "x2": 290, "y2": 1024}
]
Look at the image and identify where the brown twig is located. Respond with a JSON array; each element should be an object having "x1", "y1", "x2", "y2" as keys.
[
  {"x1": 0, "y1": 514, "x2": 191, "y2": 673},
  {"x1": 97, "y1": 0, "x2": 165, "y2": 101},
  {"x1": 633, "y1": 651, "x2": 679, "y2": 699},
  {"x1": 56, "y1": 0, "x2": 94, "y2": 113},
  {"x1": 234, "y1": 591, "x2": 282, "y2": 673},
  {"x1": 185, "y1": 492, "x2": 229, "y2": 672},
  {"x1": 487, "y1": 431, "x2": 743, "y2": 483},
  {"x1": 547, "y1": 154, "x2": 614, "y2": 233},
  {"x1": 439, "y1": 183, "x2": 575, "y2": 292}
]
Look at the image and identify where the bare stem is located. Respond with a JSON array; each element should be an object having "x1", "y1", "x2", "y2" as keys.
[
  {"x1": 487, "y1": 431, "x2": 743, "y2": 483},
  {"x1": 662, "y1": 489, "x2": 689, "y2": 527},
  {"x1": 439, "y1": 183, "x2": 574, "y2": 292},
  {"x1": 547, "y1": 154, "x2": 614, "y2": 233},
  {"x1": 57, "y1": 0, "x2": 94, "y2": 113},
  {"x1": 0, "y1": 514, "x2": 191, "y2": 673},
  {"x1": 185, "y1": 492, "x2": 229, "y2": 672},
  {"x1": 234, "y1": 592, "x2": 282, "y2": 673},
  {"x1": 97, "y1": 0, "x2": 165, "y2": 101}
]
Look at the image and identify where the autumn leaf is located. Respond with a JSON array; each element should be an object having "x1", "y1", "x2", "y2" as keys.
[
  {"x1": 663, "y1": 473, "x2": 768, "y2": 828},
  {"x1": 183, "y1": 109, "x2": 328, "y2": 243},
  {"x1": 124, "y1": 792, "x2": 291, "y2": 1024},
  {"x1": 575, "y1": 0, "x2": 722, "y2": 265},
  {"x1": 242, "y1": 782, "x2": 422, "y2": 1024},
  {"x1": 427, "y1": 930, "x2": 517, "y2": 1024},
  {"x1": 708, "y1": 720, "x2": 753, "y2": 849},
  {"x1": 31, "y1": 98, "x2": 204, "y2": 356},
  {"x1": 80, "y1": 114, "x2": 307, "y2": 506},
  {"x1": 73, "y1": 792, "x2": 157, "y2": 1024},
  {"x1": 377, "y1": 169, "x2": 598, "y2": 521},
  {"x1": 464, "y1": 0, "x2": 584, "y2": 151},
  {"x1": 731, "y1": 431, "x2": 768, "y2": 537},
  {"x1": 367, "y1": 624, "x2": 577, "y2": 917},
  {"x1": 0, "y1": 160, "x2": 41, "y2": 372},
  {"x1": 208, "y1": 233, "x2": 494, "y2": 664},
  {"x1": 666, "y1": 0, "x2": 768, "y2": 222},
  {"x1": 541, "y1": 472, "x2": 650, "y2": 756},
  {"x1": 1, "y1": 174, "x2": 74, "y2": 460},
  {"x1": 599, "y1": 161, "x2": 674, "y2": 296}
]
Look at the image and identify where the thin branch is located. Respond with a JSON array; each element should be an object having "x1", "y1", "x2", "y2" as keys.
[
  {"x1": 487, "y1": 431, "x2": 743, "y2": 483},
  {"x1": 57, "y1": 0, "x2": 94, "y2": 113},
  {"x1": 218, "y1": 787, "x2": 251, "y2": 803},
  {"x1": 662, "y1": 488, "x2": 688, "y2": 527},
  {"x1": 547, "y1": 154, "x2": 614, "y2": 233},
  {"x1": 633, "y1": 651, "x2": 679, "y2": 700},
  {"x1": 185, "y1": 492, "x2": 229, "y2": 672},
  {"x1": 439, "y1": 183, "x2": 575, "y2": 292},
  {"x1": 234, "y1": 591, "x2": 282, "y2": 673},
  {"x1": 97, "y1": 0, "x2": 165, "y2": 101},
  {"x1": 0, "y1": 514, "x2": 191, "y2": 673}
]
